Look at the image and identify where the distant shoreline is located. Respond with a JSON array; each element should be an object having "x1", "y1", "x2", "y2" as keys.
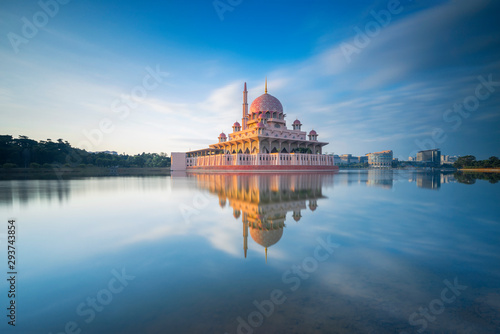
[
  {"x1": 0, "y1": 167, "x2": 171, "y2": 180},
  {"x1": 2, "y1": 167, "x2": 499, "y2": 180}
]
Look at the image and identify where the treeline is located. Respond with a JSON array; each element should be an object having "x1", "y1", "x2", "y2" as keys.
[
  {"x1": 0, "y1": 135, "x2": 170, "y2": 168},
  {"x1": 453, "y1": 155, "x2": 500, "y2": 169}
]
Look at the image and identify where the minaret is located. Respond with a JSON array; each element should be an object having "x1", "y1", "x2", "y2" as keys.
[
  {"x1": 243, "y1": 218, "x2": 248, "y2": 258},
  {"x1": 242, "y1": 82, "x2": 249, "y2": 130}
]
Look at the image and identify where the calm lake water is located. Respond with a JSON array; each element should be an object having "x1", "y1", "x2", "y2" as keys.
[{"x1": 0, "y1": 170, "x2": 499, "y2": 334}]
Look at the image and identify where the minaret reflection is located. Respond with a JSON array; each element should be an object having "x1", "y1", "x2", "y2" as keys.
[{"x1": 190, "y1": 173, "x2": 334, "y2": 261}]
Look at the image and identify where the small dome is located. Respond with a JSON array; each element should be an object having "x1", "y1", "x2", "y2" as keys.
[
  {"x1": 309, "y1": 130, "x2": 317, "y2": 135},
  {"x1": 250, "y1": 93, "x2": 283, "y2": 115},
  {"x1": 293, "y1": 119, "x2": 301, "y2": 125},
  {"x1": 257, "y1": 122, "x2": 265, "y2": 128},
  {"x1": 219, "y1": 132, "x2": 226, "y2": 138},
  {"x1": 233, "y1": 122, "x2": 241, "y2": 127}
]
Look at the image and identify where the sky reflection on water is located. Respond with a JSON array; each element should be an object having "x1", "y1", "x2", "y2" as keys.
[{"x1": 0, "y1": 171, "x2": 499, "y2": 334}]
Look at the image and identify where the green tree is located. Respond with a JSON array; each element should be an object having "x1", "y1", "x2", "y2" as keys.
[{"x1": 453, "y1": 155, "x2": 476, "y2": 168}]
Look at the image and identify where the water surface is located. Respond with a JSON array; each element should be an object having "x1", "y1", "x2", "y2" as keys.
[{"x1": 0, "y1": 170, "x2": 499, "y2": 333}]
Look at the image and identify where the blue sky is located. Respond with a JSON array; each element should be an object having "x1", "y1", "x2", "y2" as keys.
[{"x1": 1, "y1": 0, "x2": 499, "y2": 159}]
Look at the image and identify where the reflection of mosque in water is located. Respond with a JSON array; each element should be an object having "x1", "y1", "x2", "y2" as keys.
[{"x1": 191, "y1": 174, "x2": 334, "y2": 260}]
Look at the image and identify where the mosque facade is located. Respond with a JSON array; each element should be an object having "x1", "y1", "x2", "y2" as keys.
[{"x1": 171, "y1": 80, "x2": 338, "y2": 171}]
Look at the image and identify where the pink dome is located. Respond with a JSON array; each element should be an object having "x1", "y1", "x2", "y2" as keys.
[
  {"x1": 233, "y1": 122, "x2": 240, "y2": 127},
  {"x1": 250, "y1": 93, "x2": 283, "y2": 115},
  {"x1": 293, "y1": 119, "x2": 301, "y2": 125},
  {"x1": 257, "y1": 122, "x2": 265, "y2": 128},
  {"x1": 250, "y1": 227, "x2": 283, "y2": 248},
  {"x1": 309, "y1": 130, "x2": 317, "y2": 135},
  {"x1": 219, "y1": 132, "x2": 226, "y2": 138}
]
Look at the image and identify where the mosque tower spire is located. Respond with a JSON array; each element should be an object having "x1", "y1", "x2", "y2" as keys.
[
  {"x1": 242, "y1": 82, "x2": 248, "y2": 130},
  {"x1": 265, "y1": 77, "x2": 267, "y2": 94},
  {"x1": 243, "y1": 218, "x2": 248, "y2": 258}
]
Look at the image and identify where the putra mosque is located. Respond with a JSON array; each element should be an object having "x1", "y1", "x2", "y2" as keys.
[
  {"x1": 171, "y1": 79, "x2": 338, "y2": 172},
  {"x1": 190, "y1": 173, "x2": 333, "y2": 261}
]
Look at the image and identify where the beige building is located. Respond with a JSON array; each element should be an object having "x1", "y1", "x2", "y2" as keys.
[{"x1": 366, "y1": 150, "x2": 393, "y2": 167}]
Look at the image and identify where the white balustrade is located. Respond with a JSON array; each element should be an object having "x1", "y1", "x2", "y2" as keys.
[{"x1": 185, "y1": 153, "x2": 336, "y2": 168}]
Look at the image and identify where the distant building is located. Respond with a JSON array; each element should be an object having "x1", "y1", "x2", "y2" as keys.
[
  {"x1": 337, "y1": 154, "x2": 366, "y2": 165},
  {"x1": 339, "y1": 154, "x2": 351, "y2": 164},
  {"x1": 358, "y1": 156, "x2": 368, "y2": 163},
  {"x1": 91, "y1": 151, "x2": 118, "y2": 155},
  {"x1": 441, "y1": 155, "x2": 458, "y2": 164},
  {"x1": 366, "y1": 150, "x2": 393, "y2": 167},
  {"x1": 417, "y1": 149, "x2": 441, "y2": 167}
]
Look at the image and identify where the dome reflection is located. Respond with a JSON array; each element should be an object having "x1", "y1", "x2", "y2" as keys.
[{"x1": 190, "y1": 173, "x2": 334, "y2": 261}]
